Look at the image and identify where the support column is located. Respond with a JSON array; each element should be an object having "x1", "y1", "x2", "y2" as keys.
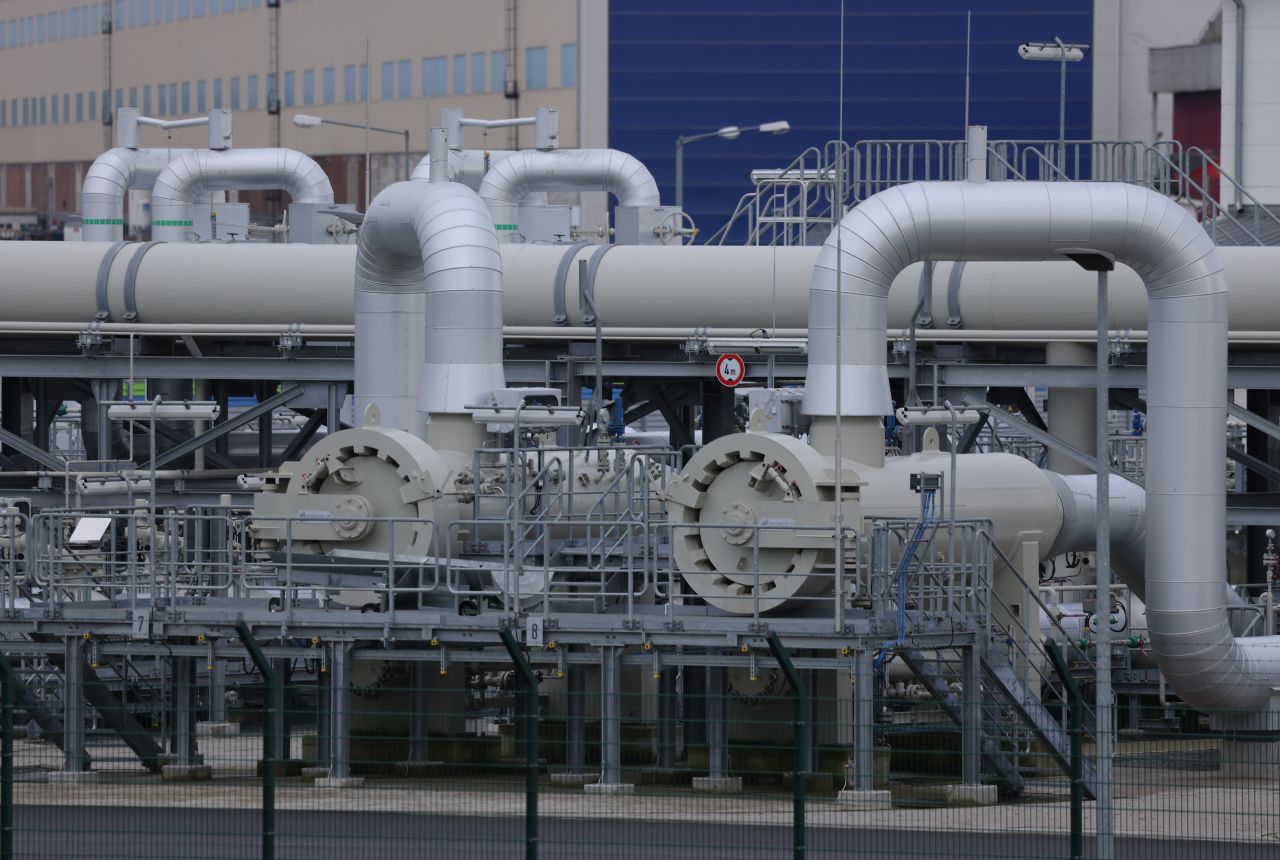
[
  {"x1": 270, "y1": 657, "x2": 290, "y2": 767},
  {"x1": 550, "y1": 663, "x2": 594, "y2": 785},
  {"x1": 161, "y1": 656, "x2": 210, "y2": 781},
  {"x1": 316, "y1": 642, "x2": 363, "y2": 788},
  {"x1": 257, "y1": 383, "x2": 275, "y2": 468},
  {"x1": 326, "y1": 382, "x2": 342, "y2": 438},
  {"x1": 961, "y1": 646, "x2": 981, "y2": 786},
  {"x1": 700, "y1": 384, "x2": 736, "y2": 445},
  {"x1": 585, "y1": 645, "x2": 632, "y2": 793},
  {"x1": 692, "y1": 665, "x2": 740, "y2": 792},
  {"x1": 92, "y1": 379, "x2": 117, "y2": 462},
  {"x1": 0, "y1": 379, "x2": 23, "y2": 462},
  {"x1": 405, "y1": 661, "x2": 432, "y2": 764},
  {"x1": 61, "y1": 636, "x2": 89, "y2": 775},
  {"x1": 655, "y1": 668, "x2": 676, "y2": 770},
  {"x1": 836, "y1": 648, "x2": 889, "y2": 806},
  {"x1": 1045, "y1": 342, "x2": 1096, "y2": 476}
]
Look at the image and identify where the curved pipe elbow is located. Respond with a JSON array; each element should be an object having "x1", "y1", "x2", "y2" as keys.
[
  {"x1": 476, "y1": 149, "x2": 661, "y2": 209},
  {"x1": 151, "y1": 148, "x2": 335, "y2": 240},
  {"x1": 82, "y1": 147, "x2": 194, "y2": 241},
  {"x1": 806, "y1": 180, "x2": 1273, "y2": 713}
]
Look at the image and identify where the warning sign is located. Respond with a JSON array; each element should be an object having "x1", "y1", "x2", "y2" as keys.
[{"x1": 715, "y1": 353, "x2": 745, "y2": 388}]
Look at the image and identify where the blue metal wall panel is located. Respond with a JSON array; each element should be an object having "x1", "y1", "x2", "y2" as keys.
[{"x1": 608, "y1": 0, "x2": 1093, "y2": 241}]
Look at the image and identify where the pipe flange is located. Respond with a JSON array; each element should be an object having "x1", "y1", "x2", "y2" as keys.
[{"x1": 722, "y1": 502, "x2": 756, "y2": 546}]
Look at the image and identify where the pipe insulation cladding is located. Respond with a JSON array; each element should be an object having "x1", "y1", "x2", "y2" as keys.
[
  {"x1": 809, "y1": 180, "x2": 1278, "y2": 713},
  {"x1": 13, "y1": 242, "x2": 1280, "y2": 334},
  {"x1": 81, "y1": 147, "x2": 196, "y2": 242},
  {"x1": 149, "y1": 148, "x2": 334, "y2": 242},
  {"x1": 353, "y1": 180, "x2": 505, "y2": 437}
]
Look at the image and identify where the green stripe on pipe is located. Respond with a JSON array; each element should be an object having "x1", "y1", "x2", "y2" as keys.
[
  {"x1": 495, "y1": 224, "x2": 519, "y2": 231},
  {"x1": 82, "y1": 218, "x2": 123, "y2": 225},
  {"x1": 152, "y1": 220, "x2": 194, "y2": 227}
]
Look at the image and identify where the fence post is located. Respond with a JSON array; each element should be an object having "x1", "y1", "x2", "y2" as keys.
[
  {"x1": 236, "y1": 620, "x2": 276, "y2": 860},
  {"x1": 767, "y1": 632, "x2": 806, "y2": 860},
  {"x1": 499, "y1": 628, "x2": 538, "y2": 860},
  {"x1": 0, "y1": 652, "x2": 14, "y2": 860},
  {"x1": 1045, "y1": 641, "x2": 1083, "y2": 860}
]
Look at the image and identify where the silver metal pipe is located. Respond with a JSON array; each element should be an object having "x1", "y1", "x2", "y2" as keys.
[
  {"x1": 1232, "y1": 0, "x2": 1246, "y2": 210},
  {"x1": 354, "y1": 181, "x2": 504, "y2": 436},
  {"x1": 150, "y1": 148, "x2": 334, "y2": 242},
  {"x1": 81, "y1": 147, "x2": 196, "y2": 242},
  {"x1": 476, "y1": 149, "x2": 660, "y2": 235},
  {"x1": 807, "y1": 180, "x2": 1278, "y2": 712}
]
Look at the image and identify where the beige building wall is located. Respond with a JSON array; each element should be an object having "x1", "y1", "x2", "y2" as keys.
[{"x1": 0, "y1": 0, "x2": 580, "y2": 211}]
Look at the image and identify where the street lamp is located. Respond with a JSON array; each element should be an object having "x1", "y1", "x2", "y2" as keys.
[
  {"x1": 292, "y1": 113, "x2": 412, "y2": 189},
  {"x1": 675, "y1": 120, "x2": 790, "y2": 210},
  {"x1": 1018, "y1": 38, "x2": 1089, "y2": 172}
]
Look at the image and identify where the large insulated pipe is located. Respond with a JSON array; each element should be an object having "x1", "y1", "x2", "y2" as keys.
[
  {"x1": 354, "y1": 181, "x2": 504, "y2": 438},
  {"x1": 12, "y1": 243, "x2": 1280, "y2": 334},
  {"x1": 809, "y1": 180, "x2": 1279, "y2": 712},
  {"x1": 81, "y1": 147, "x2": 196, "y2": 242},
  {"x1": 476, "y1": 149, "x2": 660, "y2": 238},
  {"x1": 149, "y1": 149, "x2": 334, "y2": 242}
]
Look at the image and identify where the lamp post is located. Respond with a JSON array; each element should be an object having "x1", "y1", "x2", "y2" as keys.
[
  {"x1": 675, "y1": 120, "x2": 790, "y2": 211},
  {"x1": 292, "y1": 113, "x2": 412, "y2": 190},
  {"x1": 1018, "y1": 39, "x2": 1088, "y2": 173}
]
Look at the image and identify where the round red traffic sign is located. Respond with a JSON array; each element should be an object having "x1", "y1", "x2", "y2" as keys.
[{"x1": 715, "y1": 353, "x2": 745, "y2": 387}]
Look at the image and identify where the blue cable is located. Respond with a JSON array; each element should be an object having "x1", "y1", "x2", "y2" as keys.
[{"x1": 873, "y1": 488, "x2": 936, "y2": 678}]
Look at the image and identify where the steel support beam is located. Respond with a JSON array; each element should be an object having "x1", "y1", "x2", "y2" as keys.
[
  {"x1": 600, "y1": 646, "x2": 623, "y2": 785},
  {"x1": 961, "y1": 646, "x2": 981, "y2": 785},
  {"x1": 62, "y1": 637, "x2": 89, "y2": 773},
  {"x1": 566, "y1": 664, "x2": 586, "y2": 773},
  {"x1": 146, "y1": 384, "x2": 303, "y2": 470},
  {"x1": 171, "y1": 656, "x2": 197, "y2": 766},
  {"x1": 328, "y1": 643, "x2": 351, "y2": 780},
  {"x1": 406, "y1": 662, "x2": 431, "y2": 764},
  {"x1": 706, "y1": 665, "x2": 727, "y2": 779},
  {"x1": 853, "y1": 649, "x2": 874, "y2": 792}
]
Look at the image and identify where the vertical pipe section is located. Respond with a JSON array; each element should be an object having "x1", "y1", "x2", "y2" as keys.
[{"x1": 1094, "y1": 270, "x2": 1113, "y2": 857}]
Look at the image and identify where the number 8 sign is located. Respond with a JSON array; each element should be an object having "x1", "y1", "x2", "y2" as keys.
[{"x1": 715, "y1": 353, "x2": 745, "y2": 388}]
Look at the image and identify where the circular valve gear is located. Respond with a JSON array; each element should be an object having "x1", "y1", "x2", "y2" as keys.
[
  {"x1": 276, "y1": 426, "x2": 451, "y2": 557},
  {"x1": 666, "y1": 432, "x2": 853, "y2": 614}
]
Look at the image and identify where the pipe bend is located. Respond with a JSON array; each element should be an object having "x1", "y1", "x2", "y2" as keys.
[
  {"x1": 476, "y1": 148, "x2": 661, "y2": 208},
  {"x1": 81, "y1": 148, "x2": 195, "y2": 242},
  {"x1": 806, "y1": 180, "x2": 1272, "y2": 712}
]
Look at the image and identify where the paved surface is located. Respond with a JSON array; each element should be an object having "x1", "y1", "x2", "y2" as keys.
[
  {"x1": 9, "y1": 735, "x2": 1280, "y2": 858},
  {"x1": 14, "y1": 805, "x2": 1280, "y2": 860}
]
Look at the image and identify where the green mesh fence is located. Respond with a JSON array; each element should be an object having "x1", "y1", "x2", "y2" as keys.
[{"x1": 3, "y1": 640, "x2": 1280, "y2": 859}]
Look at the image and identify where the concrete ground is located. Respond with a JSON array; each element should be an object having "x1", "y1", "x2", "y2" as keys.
[{"x1": 9, "y1": 734, "x2": 1280, "y2": 859}]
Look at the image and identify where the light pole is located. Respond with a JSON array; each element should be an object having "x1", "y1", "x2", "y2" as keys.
[
  {"x1": 292, "y1": 113, "x2": 412, "y2": 190},
  {"x1": 675, "y1": 120, "x2": 790, "y2": 211},
  {"x1": 1018, "y1": 39, "x2": 1088, "y2": 173}
]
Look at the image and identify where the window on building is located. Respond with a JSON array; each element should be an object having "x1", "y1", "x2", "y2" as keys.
[
  {"x1": 139, "y1": 0, "x2": 149, "y2": 25},
  {"x1": 128, "y1": 0, "x2": 137, "y2": 28},
  {"x1": 69, "y1": 11, "x2": 77, "y2": 38},
  {"x1": 471, "y1": 52, "x2": 485, "y2": 94},
  {"x1": 323, "y1": 67, "x2": 334, "y2": 104},
  {"x1": 303, "y1": 69, "x2": 314, "y2": 106},
  {"x1": 526, "y1": 46, "x2": 547, "y2": 90},
  {"x1": 229, "y1": 76, "x2": 240, "y2": 111},
  {"x1": 193, "y1": 0, "x2": 204, "y2": 17},
  {"x1": 166, "y1": 0, "x2": 174, "y2": 22},
  {"x1": 265, "y1": 73, "x2": 275, "y2": 111},
  {"x1": 197, "y1": 79, "x2": 206, "y2": 112},
  {"x1": 181, "y1": 81, "x2": 190, "y2": 114},
  {"x1": 398, "y1": 59, "x2": 411, "y2": 100},
  {"x1": 178, "y1": 0, "x2": 189, "y2": 20},
  {"x1": 452, "y1": 54, "x2": 466, "y2": 95},
  {"x1": 423, "y1": 56, "x2": 446, "y2": 97},
  {"x1": 128, "y1": 86, "x2": 137, "y2": 107},
  {"x1": 561, "y1": 43, "x2": 576, "y2": 88},
  {"x1": 1, "y1": 102, "x2": 6, "y2": 128},
  {"x1": 247, "y1": 74, "x2": 258, "y2": 110},
  {"x1": 283, "y1": 70, "x2": 294, "y2": 107},
  {"x1": 51, "y1": 95, "x2": 58, "y2": 124},
  {"x1": 157, "y1": 83, "x2": 166, "y2": 115},
  {"x1": 21, "y1": 98, "x2": 28, "y2": 126},
  {"x1": 213, "y1": 78, "x2": 222, "y2": 109},
  {"x1": 168, "y1": 82, "x2": 177, "y2": 114},
  {"x1": 36, "y1": 14, "x2": 45, "y2": 44},
  {"x1": 142, "y1": 85, "x2": 151, "y2": 115},
  {"x1": 223, "y1": 0, "x2": 234, "y2": 11},
  {"x1": 343, "y1": 64, "x2": 355, "y2": 102},
  {"x1": 115, "y1": 88, "x2": 123, "y2": 111},
  {"x1": 39, "y1": 96, "x2": 46, "y2": 125},
  {"x1": 359, "y1": 63, "x2": 367, "y2": 101},
  {"x1": 88, "y1": 90, "x2": 96, "y2": 123},
  {"x1": 381, "y1": 61, "x2": 393, "y2": 100},
  {"x1": 76, "y1": 92, "x2": 84, "y2": 122}
]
